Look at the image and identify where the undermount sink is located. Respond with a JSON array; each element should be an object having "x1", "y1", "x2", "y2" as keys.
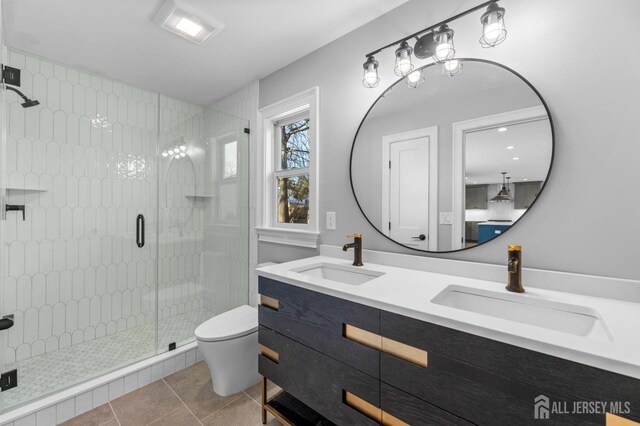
[
  {"x1": 292, "y1": 263, "x2": 385, "y2": 285},
  {"x1": 432, "y1": 285, "x2": 612, "y2": 341}
]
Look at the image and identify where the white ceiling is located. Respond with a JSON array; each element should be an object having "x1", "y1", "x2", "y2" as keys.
[
  {"x1": 3, "y1": 0, "x2": 409, "y2": 105},
  {"x1": 465, "y1": 119, "x2": 553, "y2": 185}
]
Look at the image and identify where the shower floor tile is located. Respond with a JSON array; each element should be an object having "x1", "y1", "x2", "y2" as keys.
[{"x1": 3, "y1": 308, "x2": 213, "y2": 411}]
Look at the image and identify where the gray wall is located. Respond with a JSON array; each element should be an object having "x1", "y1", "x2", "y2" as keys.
[{"x1": 259, "y1": 0, "x2": 640, "y2": 281}]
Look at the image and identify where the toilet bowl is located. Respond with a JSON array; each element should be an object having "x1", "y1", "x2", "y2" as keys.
[{"x1": 195, "y1": 305, "x2": 259, "y2": 397}]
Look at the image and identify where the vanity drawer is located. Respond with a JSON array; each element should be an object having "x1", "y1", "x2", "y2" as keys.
[
  {"x1": 380, "y1": 310, "x2": 640, "y2": 425},
  {"x1": 380, "y1": 382, "x2": 473, "y2": 426},
  {"x1": 258, "y1": 326, "x2": 379, "y2": 426},
  {"x1": 259, "y1": 276, "x2": 380, "y2": 378}
]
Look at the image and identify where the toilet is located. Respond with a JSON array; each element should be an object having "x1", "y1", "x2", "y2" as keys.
[{"x1": 195, "y1": 304, "x2": 259, "y2": 397}]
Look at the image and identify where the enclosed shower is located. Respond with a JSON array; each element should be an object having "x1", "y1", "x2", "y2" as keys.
[{"x1": 0, "y1": 48, "x2": 249, "y2": 411}]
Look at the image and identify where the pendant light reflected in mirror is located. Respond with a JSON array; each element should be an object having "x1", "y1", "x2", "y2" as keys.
[
  {"x1": 480, "y1": 3, "x2": 507, "y2": 47},
  {"x1": 432, "y1": 24, "x2": 455, "y2": 63},
  {"x1": 490, "y1": 172, "x2": 513, "y2": 203},
  {"x1": 442, "y1": 59, "x2": 463, "y2": 76},
  {"x1": 362, "y1": 56, "x2": 380, "y2": 88},
  {"x1": 394, "y1": 41, "x2": 414, "y2": 76},
  {"x1": 406, "y1": 69, "x2": 425, "y2": 88}
]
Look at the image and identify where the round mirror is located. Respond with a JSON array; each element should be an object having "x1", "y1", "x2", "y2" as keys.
[{"x1": 350, "y1": 59, "x2": 554, "y2": 252}]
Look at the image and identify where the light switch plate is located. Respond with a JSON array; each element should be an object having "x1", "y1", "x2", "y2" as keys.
[
  {"x1": 439, "y1": 212, "x2": 453, "y2": 225},
  {"x1": 326, "y1": 211, "x2": 336, "y2": 230}
]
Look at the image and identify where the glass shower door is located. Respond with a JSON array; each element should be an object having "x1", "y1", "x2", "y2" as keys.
[
  {"x1": 157, "y1": 96, "x2": 249, "y2": 352},
  {"x1": 0, "y1": 49, "x2": 159, "y2": 411}
]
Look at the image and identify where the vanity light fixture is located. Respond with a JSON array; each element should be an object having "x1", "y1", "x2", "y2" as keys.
[
  {"x1": 360, "y1": 0, "x2": 506, "y2": 88},
  {"x1": 442, "y1": 59, "x2": 463, "y2": 77},
  {"x1": 362, "y1": 56, "x2": 381, "y2": 88},
  {"x1": 406, "y1": 69, "x2": 425, "y2": 88},
  {"x1": 394, "y1": 41, "x2": 414, "y2": 76},
  {"x1": 490, "y1": 172, "x2": 513, "y2": 203},
  {"x1": 432, "y1": 25, "x2": 456, "y2": 63},
  {"x1": 480, "y1": 3, "x2": 507, "y2": 48}
]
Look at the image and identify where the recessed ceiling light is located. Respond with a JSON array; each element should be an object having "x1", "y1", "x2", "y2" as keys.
[
  {"x1": 523, "y1": 178, "x2": 528, "y2": 181},
  {"x1": 498, "y1": 127, "x2": 508, "y2": 132},
  {"x1": 465, "y1": 176, "x2": 468, "y2": 179},
  {"x1": 153, "y1": 0, "x2": 224, "y2": 45},
  {"x1": 506, "y1": 145, "x2": 514, "y2": 150},
  {"x1": 176, "y1": 17, "x2": 202, "y2": 37},
  {"x1": 473, "y1": 181, "x2": 477, "y2": 184},
  {"x1": 513, "y1": 157, "x2": 520, "y2": 160}
]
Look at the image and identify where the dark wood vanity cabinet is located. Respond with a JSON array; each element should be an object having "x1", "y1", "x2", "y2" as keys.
[
  {"x1": 258, "y1": 277, "x2": 640, "y2": 426},
  {"x1": 259, "y1": 276, "x2": 380, "y2": 378}
]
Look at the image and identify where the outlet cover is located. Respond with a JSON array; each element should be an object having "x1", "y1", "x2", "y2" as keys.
[{"x1": 326, "y1": 212, "x2": 336, "y2": 230}]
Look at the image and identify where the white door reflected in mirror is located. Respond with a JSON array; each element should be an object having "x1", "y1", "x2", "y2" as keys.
[{"x1": 381, "y1": 127, "x2": 438, "y2": 251}]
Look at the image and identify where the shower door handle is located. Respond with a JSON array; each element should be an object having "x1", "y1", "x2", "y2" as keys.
[{"x1": 136, "y1": 214, "x2": 145, "y2": 248}]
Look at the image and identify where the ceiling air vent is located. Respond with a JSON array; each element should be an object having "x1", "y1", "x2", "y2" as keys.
[{"x1": 153, "y1": 0, "x2": 224, "y2": 45}]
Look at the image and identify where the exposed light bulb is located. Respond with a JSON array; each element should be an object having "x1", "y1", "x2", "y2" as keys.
[
  {"x1": 484, "y1": 22, "x2": 504, "y2": 43},
  {"x1": 394, "y1": 41, "x2": 414, "y2": 77},
  {"x1": 442, "y1": 59, "x2": 462, "y2": 77},
  {"x1": 408, "y1": 70, "x2": 421, "y2": 83},
  {"x1": 362, "y1": 56, "x2": 380, "y2": 88},
  {"x1": 432, "y1": 25, "x2": 455, "y2": 63},
  {"x1": 480, "y1": 3, "x2": 507, "y2": 48}
]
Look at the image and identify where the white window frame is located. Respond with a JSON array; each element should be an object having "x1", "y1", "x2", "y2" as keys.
[{"x1": 256, "y1": 87, "x2": 320, "y2": 248}]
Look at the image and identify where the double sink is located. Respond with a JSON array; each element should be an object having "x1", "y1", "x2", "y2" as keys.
[{"x1": 291, "y1": 262, "x2": 612, "y2": 342}]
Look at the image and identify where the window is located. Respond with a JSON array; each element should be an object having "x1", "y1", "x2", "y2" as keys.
[
  {"x1": 275, "y1": 115, "x2": 310, "y2": 224},
  {"x1": 257, "y1": 87, "x2": 319, "y2": 247},
  {"x1": 223, "y1": 140, "x2": 237, "y2": 179}
]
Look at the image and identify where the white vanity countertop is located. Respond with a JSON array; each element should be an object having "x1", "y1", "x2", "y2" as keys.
[{"x1": 257, "y1": 255, "x2": 640, "y2": 379}]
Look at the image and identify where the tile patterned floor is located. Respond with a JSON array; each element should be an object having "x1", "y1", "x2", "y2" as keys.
[
  {"x1": 61, "y1": 361, "x2": 281, "y2": 426},
  {"x1": 4, "y1": 309, "x2": 213, "y2": 410}
]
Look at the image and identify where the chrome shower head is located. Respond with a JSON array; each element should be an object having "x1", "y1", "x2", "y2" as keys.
[{"x1": 5, "y1": 85, "x2": 40, "y2": 108}]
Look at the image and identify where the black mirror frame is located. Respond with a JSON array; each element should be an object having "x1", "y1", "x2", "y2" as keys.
[{"x1": 348, "y1": 58, "x2": 556, "y2": 253}]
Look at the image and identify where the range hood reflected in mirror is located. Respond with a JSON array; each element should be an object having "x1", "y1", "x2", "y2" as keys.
[{"x1": 350, "y1": 59, "x2": 554, "y2": 253}]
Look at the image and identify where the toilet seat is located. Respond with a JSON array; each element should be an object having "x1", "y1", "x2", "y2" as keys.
[{"x1": 195, "y1": 305, "x2": 258, "y2": 342}]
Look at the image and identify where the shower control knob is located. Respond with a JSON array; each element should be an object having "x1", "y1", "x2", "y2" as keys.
[{"x1": 0, "y1": 315, "x2": 14, "y2": 331}]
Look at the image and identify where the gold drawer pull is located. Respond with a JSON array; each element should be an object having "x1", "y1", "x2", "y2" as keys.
[
  {"x1": 260, "y1": 294, "x2": 279, "y2": 311},
  {"x1": 382, "y1": 337, "x2": 428, "y2": 368},
  {"x1": 260, "y1": 344, "x2": 279, "y2": 364},
  {"x1": 607, "y1": 413, "x2": 640, "y2": 426},
  {"x1": 343, "y1": 324, "x2": 381, "y2": 350},
  {"x1": 344, "y1": 324, "x2": 428, "y2": 368},
  {"x1": 344, "y1": 391, "x2": 408, "y2": 426}
]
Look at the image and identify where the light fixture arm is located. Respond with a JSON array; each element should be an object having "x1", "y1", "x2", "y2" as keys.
[{"x1": 364, "y1": 0, "x2": 500, "y2": 59}]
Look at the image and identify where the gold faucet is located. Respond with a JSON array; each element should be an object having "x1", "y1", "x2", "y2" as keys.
[
  {"x1": 343, "y1": 234, "x2": 363, "y2": 266},
  {"x1": 506, "y1": 245, "x2": 524, "y2": 293}
]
